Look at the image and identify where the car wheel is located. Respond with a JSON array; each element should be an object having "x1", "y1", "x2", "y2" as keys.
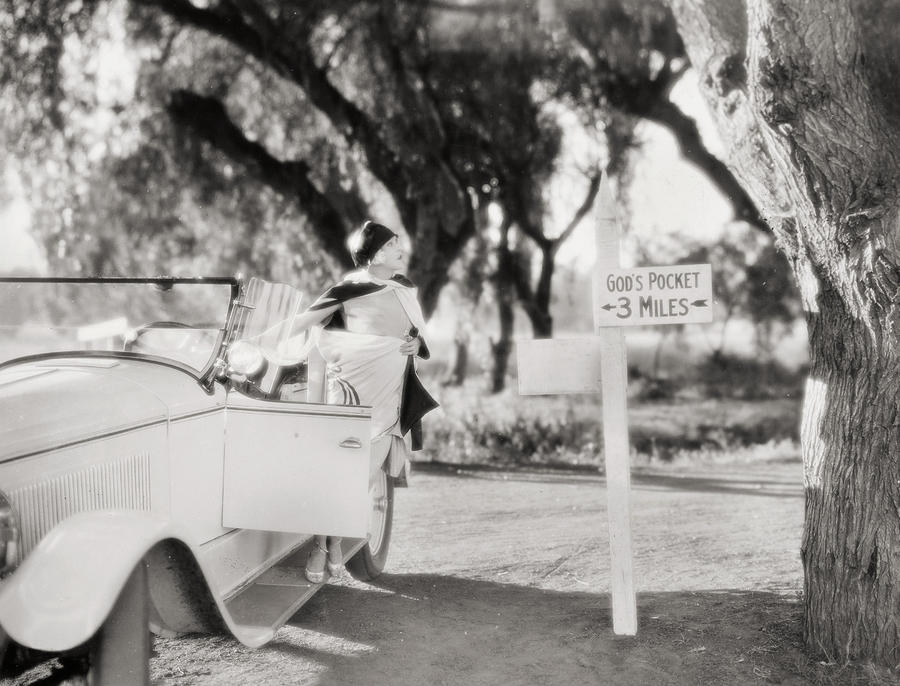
[{"x1": 346, "y1": 470, "x2": 394, "y2": 581}]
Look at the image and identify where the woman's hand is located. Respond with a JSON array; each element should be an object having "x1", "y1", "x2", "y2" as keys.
[{"x1": 399, "y1": 336, "x2": 421, "y2": 356}]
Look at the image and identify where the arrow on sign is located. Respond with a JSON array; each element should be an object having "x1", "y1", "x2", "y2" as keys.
[
  {"x1": 691, "y1": 300, "x2": 708, "y2": 308},
  {"x1": 602, "y1": 303, "x2": 617, "y2": 311}
]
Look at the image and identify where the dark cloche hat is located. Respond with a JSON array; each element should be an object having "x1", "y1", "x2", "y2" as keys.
[{"x1": 348, "y1": 220, "x2": 398, "y2": 267}]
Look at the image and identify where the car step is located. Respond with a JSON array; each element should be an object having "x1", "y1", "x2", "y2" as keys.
[
  {"x1": 221, "y1": 536, "x2": 369, "y2": 648},
  {"x1": 222, "y1": 541, "x2": 321, "y2": 648}
]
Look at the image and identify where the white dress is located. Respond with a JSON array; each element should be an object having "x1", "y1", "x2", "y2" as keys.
[{"x1": 314, "y1": 273, "x2": 427, "y2": 478}]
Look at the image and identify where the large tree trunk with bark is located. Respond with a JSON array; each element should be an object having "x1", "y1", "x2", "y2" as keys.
[
  {"x1": 802, "y1": 292, "x2": 900, "y2": 662},
  {"x1": 669, "y1": 0, "x2": 900, "y2": 665}
]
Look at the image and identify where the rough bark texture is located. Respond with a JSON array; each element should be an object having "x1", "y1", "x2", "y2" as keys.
[{"x1": 669, "y1": 0, "x2": 900, "y2": 665}]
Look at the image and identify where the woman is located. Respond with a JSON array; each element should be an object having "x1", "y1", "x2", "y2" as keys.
[{"x1": 291, "y1": 220, "x2": 438, "y2": 582}]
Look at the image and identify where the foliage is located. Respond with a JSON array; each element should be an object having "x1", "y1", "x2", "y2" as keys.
[
  {"x1": 1, "y1": 0, "x2": 773, "y2": 329},
  {"x1": 744, "y1": 244, "x2": 801, "y2": 357},
  {"x1": 693, "y1": 352, "x2": 806, "y2": 401},
  {"x1": 552, "y1": 0, "x2": 766, "y2": 232},
  {"x1": 426, "y1": 396, "x2": 601, "y2": 469},
  {"x1": 637, "y1": 226, "x2": 802, "y2": 362},
  {"x1": 420, "y1": 380, "x2": 800, "y2": 469}
]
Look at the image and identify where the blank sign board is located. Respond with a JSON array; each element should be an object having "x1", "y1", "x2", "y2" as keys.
[{"x1": 516, "y1": 338, "x2": 605, "y2": 395}]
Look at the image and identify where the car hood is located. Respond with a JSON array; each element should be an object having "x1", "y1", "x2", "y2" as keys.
[{"x1": 0, "y1": 357, "x2": 223, "y2": 462}]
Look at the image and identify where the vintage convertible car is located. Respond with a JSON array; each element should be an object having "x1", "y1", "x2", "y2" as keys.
[{"x1": 0, "y1": 276, "x2": 394, "y2": 684}]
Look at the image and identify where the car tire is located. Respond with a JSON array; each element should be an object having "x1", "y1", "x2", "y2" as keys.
[{"x1": 346, "y1": 470, "x2": 394, "y2": 581}]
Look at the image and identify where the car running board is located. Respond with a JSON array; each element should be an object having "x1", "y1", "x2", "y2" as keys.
[{"x1": 222, "y1": 537, "x2": 367, "y2": 648}]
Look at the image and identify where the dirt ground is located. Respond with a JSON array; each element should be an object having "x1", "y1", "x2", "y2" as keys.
[
  {"x1": 143, "y1": 458, "x2": 857, "y2": 686},
  {"x1": 12, "y1": 458, "x2": 892, "y2": 685}
]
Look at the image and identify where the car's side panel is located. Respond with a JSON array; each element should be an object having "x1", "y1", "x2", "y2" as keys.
[
  {"x1": 222, "y1": 394, "x2": 371, "y2": 538},
  {"x1": 104, "y1": 359, "x2": 226, "y2": 417},
  {"x1": 168, "y1": 406, "x2": 229, "y2": 545},
  {"x1": 0, "y1": 426, "x2": 167, "y2": 557}
]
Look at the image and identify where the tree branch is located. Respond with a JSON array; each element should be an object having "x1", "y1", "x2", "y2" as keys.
[
  {"x1": 645, "y1": 98, "x2": 769, "y2": 232},
  {"x1": 564, "y1": 8, "x2": 768, "y2": 233},
  {"x1": 552, "y1": 168, "x2": 601, "y2": 254},
  {"x1": 668, "y1": 0, "x2": 793, "y2": 224},
  {"x1": 136, "y1": 0, "x2": 410, "y2": 203},
  {"x1": 166, "y1": 89, "x2": 353, "y2": 269},
  {"x1": 515, "y1": 218, "x2": 553, "y2": 251}
]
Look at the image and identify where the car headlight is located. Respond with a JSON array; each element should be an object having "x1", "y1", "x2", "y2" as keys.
[
  {"x1": 227, "y1": 340, "x2": 265, "y2": 377},
  {"x1": 0, "y1": 490, "x2": 19, "y2": 577}
]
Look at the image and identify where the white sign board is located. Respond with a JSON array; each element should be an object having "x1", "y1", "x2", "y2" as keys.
[
  {"x1": 594, "y1": 264, "x2": 713, "y2": 327},
  {"x1": 517, "y1": 338, "x2": 604, "y2": 395}
]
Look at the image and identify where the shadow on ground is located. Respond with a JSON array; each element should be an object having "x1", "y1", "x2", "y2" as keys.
[
  {"x1": 630, "y1": 472, "x2": 802, "y2": 499},
  {"x1": 416, "y1": 462, "x2": 803, "y2": 499},
  {"x1": 270, "y1": 574, "x2": 818, "y2": 686}
]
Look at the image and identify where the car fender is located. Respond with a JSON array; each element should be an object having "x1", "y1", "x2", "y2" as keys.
[{"x1": 0, "y1": 510, "x2": 189, "y2": 652}]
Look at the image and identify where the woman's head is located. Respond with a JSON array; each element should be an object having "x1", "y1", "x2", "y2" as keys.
[
  {"x1": 369, "y1": 235, "x2": 406, "y2": 273},
  {"x1": 348, "y1": 221, "x2": 405, "y2": 272}
]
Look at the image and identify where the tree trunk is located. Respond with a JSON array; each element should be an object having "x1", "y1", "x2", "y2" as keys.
[
  {"x1": 669, "y1": 0, "x2": 900, "y2": 664},
  {"x1": 441, "y1": 327, "x2": 470, "y2": 387},
  {"x1": 801, "y1": 292, "x2": 900, "y2": 662},
  {"x1": 489, "y1": 291, "x2": 514, "y2": 394},
  {"x1": 516, "y1": 249, "x2": 554, "y2": 339},
  {"x1": 490, "y1": 218, "x2": 516, "y2": 393},
  {"x1": 530, "y1": 243, "x2": 555, "y2": 338}
]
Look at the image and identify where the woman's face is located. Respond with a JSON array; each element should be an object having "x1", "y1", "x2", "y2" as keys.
[{"x1": 372, "y1": 236, "x2": 406, "y2": 272}]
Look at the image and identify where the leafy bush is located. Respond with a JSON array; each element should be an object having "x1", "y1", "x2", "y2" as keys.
[
  {"x1": 418, "y1": 383, "x2": 801, "y2": 469},
  {"x1": 423, "y1": 391, "x2": 604, "y2": 469},
  {"x1": 695, "y1": 352, "x2": 806, "y2": 400}
]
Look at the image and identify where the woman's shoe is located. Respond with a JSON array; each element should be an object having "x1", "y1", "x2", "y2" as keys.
[
  {"x1": 327, "y1": 537, "x2": 344, "y2": 577},
  {"x1": 305, "y1": 541, "x2": 328, "y2": 583}
]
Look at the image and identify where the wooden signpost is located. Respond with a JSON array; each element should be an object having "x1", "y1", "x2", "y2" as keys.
[{"x1": 516, "y1": 173, "x2": 713, "y2": 636}]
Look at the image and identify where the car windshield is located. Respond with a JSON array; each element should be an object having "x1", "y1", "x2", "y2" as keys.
[{"x1": 0, "y1": 278, "x2": 235, "y2": 375}]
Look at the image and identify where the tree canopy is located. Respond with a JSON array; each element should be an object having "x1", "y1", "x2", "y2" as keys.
[{"x1": 2, "y1": 0, "x2": 763, "y2": 319}]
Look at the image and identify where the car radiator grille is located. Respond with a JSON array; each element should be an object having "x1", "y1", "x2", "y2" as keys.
[{"x1": 10, "y1": 452, "x2": 152, "y2": 557}]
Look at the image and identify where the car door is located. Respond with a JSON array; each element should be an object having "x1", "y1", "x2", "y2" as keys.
[{"x1": 221, "y1": 391, "x2": 371, "y2": 538}]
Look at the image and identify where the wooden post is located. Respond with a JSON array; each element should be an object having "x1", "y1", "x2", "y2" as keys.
[
  {"x1": 516, "y1": 173, "x2": 712, "y2": 635},
  {"x1": 593, "y1": 174, "x2": 637, "y2": 635}
]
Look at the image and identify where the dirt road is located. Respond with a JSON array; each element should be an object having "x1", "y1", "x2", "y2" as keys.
[{"x1": 148, "y1": 459, "x2": 814, "y2": 685}]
